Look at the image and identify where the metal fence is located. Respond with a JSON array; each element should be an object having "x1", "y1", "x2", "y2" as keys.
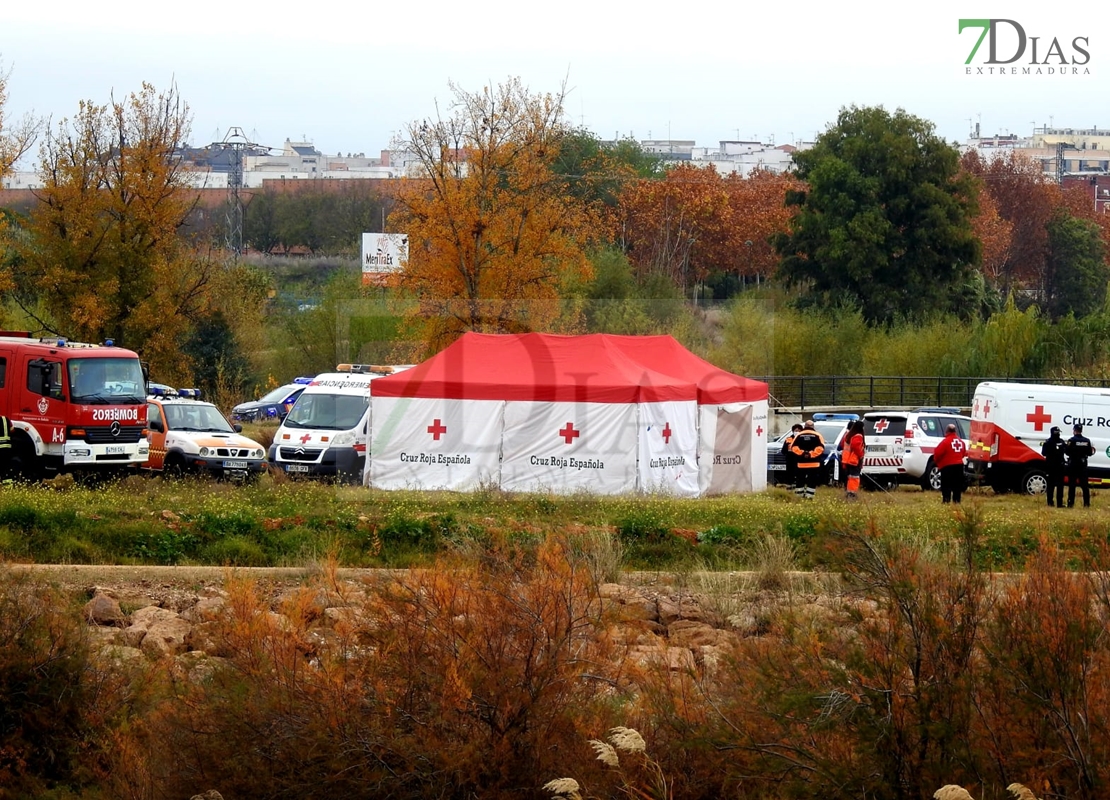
[{"x1": 753, "y1": 376, "x2": 1110, "y2": 410}]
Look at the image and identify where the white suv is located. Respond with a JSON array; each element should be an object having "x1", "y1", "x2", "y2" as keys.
[{"x1": 862, "y1": 408, "x2": 971, "y2": 491}]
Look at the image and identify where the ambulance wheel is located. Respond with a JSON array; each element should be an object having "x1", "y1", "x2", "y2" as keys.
[
  {"x1": 1020, "y1": 469, "x2": 1048, "y2": 496},
  {"x1": 921, "y1": 460, "x2": 941, "y2": 492}
]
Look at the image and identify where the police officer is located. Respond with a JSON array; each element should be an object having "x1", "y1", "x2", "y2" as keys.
[
  {"x1": 1041, "y1": 426, "x2": 1067, "y2": 508},
  {"x1": 1066, "y1": 423, "x2": 1095, "y2": 508},
  {"x1": 782, "y1": 423, "x2": 802, "y2": 489},
  {"x1": 790, "y1": 420, "x2": 825, "y2": 500}
]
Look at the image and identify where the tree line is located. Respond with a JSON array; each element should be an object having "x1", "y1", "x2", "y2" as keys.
[{"x1": 2, "y1": 67, "x2": 1109, "y2": 390}]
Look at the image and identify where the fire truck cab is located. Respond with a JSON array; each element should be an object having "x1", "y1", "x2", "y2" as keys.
[{"x1": 0, "y1": 332, "x2": 149, "y2": 477}]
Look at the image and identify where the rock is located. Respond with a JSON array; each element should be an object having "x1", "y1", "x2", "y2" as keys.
[
  {"x1": 190, "y1": 791, "x2": 224, "y2": 800},
  {"x1": 181, "y1": 595, "x2": 228, "y2": 623},
  {"x1": 628, "y1": 644, "x2": 696, "y2": 672},
  {"x1": 120, "y1": 606, "x2": 181, "y2": 650},
  {"x1": 84, "y1": 593, "x2": 125, "y2": 626},
  {"x1": 140, "y1": 617, "x2": 193, "y2": 659},
  {"x1": 666, "y1": 620, "x2": 721, "y2": 648}
]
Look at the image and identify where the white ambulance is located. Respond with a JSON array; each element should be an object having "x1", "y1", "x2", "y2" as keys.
[
  {"x1": 968, "y1": 381, "x2": 1110, "y2": 495},
  {"x1": 269, "y1": 364, "x2": 408, "y2": 481}
]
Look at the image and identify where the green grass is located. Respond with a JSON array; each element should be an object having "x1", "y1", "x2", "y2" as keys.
[{"x1": 0, "y1": 475, "x2": 1104, "y2": 569}]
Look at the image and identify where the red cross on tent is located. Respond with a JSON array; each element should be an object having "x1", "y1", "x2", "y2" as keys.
[
  {"x1": 874, "y1": 418, "x2": 890, "y2": 434},
  {"x1": 299, "y1": 433, "x2": 311, "y2": 444},
  {"x1": 1026, "y1": 405, "x2": 1052, "y2": 431},
  {"x1": 661, "y1": 423, "x2": 672, "y2": 444},
  {"x1": 427, "y1": 419, "x2": 447, "y2": 440},
  {"x1": 559, "y1": 422, "x2": 580, "y2": 445}
]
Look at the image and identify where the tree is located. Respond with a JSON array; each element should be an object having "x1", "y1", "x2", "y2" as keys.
[
  {"x1": 0, "y1": 59, "x2": 40, "y2": 182},
  {"x1": 961, "y1": 149, "x2": 1055, "y2": 293},
  {"x1": 1044, "y1": 210, "x2": 1109, "y2": 319},
  {"x1": 776, "y1": 106, "x2": 980, "y2": 324},
  {"x1": 389, "y1": 78, "x2": 602, "y2": 354},
  {"x1": 551, "y1": 128, "x2": 661, "y2": 207},
  {"x1": 615, "y1": 164, "x2": 799, "y2": 294},
  {"x1": 10, "y1": 83, "x2": 215, "y2": 379}
]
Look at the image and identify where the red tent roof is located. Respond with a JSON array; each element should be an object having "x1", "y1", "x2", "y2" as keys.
[
  {"x1": 370, "y1": 333, "x2": 764, "y2": 404},
  {"x1": 606, "y1": 335, "x2": 768, "y2": 404}
]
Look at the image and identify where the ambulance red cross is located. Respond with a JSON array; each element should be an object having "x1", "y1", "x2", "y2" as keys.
[{"x1": 968, "y1": 381, "x2": 1110, "y2": 495}]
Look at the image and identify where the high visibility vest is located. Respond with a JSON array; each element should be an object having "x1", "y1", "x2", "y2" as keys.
[
  {"x1": 0, "y1": 417, "x2": 10, "y2": 451},
  {"x1": 841, "y1": 433, "x2": 862, "y2": 467}
]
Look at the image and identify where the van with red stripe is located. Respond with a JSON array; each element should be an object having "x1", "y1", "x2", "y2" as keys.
[{"x1": 968, "y1": 381, "x2": 1110, "y2": 495}]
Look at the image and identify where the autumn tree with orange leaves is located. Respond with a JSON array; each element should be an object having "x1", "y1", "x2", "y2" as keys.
[
  {"x1": 389, "y1": 79, "x2": 602, "y2": 355},
  {"x1": 614, "y1": 164, "x2": 798, "y2": 293},
  {"x1": 8, "y1": 83, "x2": 240, "y2": 383}
]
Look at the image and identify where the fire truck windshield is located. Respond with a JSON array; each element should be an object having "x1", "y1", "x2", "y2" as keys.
[{"x1": 68, "y1": 358, "x2": 146, "y2": 405}]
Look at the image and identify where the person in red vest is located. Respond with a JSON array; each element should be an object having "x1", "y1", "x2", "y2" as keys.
[
  {"x1": 840, "y1": 419, "x2": 865, "y2": 500},
  {"x1": 790, "y1": 420, "x2": 825, "y2": 500},
  {"x1": 932, "y1": 423, "x2": 968, "y2": 504}
]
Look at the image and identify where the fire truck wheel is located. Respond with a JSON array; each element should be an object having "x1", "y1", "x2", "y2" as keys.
[
  {"x1": 1020, "y1": 469, "x2": 1048, "y2": 496},
  {"x1": 7, "y1": 436, "x2": 42, "y2": 482}
]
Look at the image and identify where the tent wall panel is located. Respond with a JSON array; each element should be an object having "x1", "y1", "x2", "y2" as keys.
[
  {"x1": 370, "y1": 397, "x2": 504, "y2": 491},
  {"x1": 637, "y1": 400, "x2": 700, "y2": 497},
  {"x1": 500, "y1": 401, "x2": 638, "y2": 494}
]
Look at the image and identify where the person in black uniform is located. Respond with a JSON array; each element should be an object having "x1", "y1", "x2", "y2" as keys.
[
  {"x1": 1066, "y1": 423, "x2": 1095, "y2": 508},
  {"x1": 782, "y1": 423, "x2": 802, "y2": 490},
  {"x1": 1041, "y1": 425, "x2": 1067, "y2": 508},
  {"x1": 790, "y1": 420, "x2": 826, "y2": 500}
]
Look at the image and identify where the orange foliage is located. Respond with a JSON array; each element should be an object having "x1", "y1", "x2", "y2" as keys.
[
  {"x1": 613, "y1": 164, "x2": 799, "y2": 288},
  {"x1": 390, "y1": 80, "x2": 602, "y2": 356}
]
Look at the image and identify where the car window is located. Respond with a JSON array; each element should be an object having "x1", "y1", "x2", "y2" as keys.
[
  {"x1": 865, "y1": 416, "x2": 907, "y2": 437},
  {"x1": 944, "y1": 416, "x2": 971, "y2": 438},
  {"x1": 917, "y1": 416, "x2": 942, "y2": 436}
]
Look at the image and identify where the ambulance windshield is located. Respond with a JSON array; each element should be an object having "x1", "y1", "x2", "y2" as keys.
[
  {"x1": 284, "y1": 393, "x2": 369, "y2": 430},
  {"x1": 68, "y1": 358, "x2": 146, "y2": 405}
]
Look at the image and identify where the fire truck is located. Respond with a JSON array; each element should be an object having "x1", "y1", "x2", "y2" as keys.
[{"x1": 0, "y1": 332, "x2": 149, "y2": 477}]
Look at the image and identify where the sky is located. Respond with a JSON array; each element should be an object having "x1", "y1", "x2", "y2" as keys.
[{"x1": 3, "y1": 0, "x2": 1107, "y2": 163}]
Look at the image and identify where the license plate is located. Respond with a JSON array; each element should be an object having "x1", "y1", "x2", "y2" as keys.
[
  {"x1": 286, "y1": 464, "x2": 311, "y2": 473},
  {"x1": 769, "y1": 464, "x2": 785, "y2": 470},
  {"x1": 223, "y1": 461, "x2": 248, "y2": 469},
  {"x1": 866, "y1": 445, "x2": 886, "y2": 452},
  {"x1": 105, "y1": 445, "x2": 126, "y2": 454}
]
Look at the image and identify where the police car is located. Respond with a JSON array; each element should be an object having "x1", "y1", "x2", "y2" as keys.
[
  {"x1": 231, "y1": 377, "x2": 313, "y2": 423},
  {"x1": 145, "y1": 388, "x2": 268, "y2": 480}
]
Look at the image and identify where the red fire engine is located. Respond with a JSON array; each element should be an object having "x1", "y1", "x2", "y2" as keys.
[{"x1": 0, "y1": 332, "x2": 149, "y2": 477}]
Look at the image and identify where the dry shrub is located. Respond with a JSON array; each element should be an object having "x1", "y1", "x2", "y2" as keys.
[{"x1": 115, "y1": 537, "x2": 620, "y2": 799}]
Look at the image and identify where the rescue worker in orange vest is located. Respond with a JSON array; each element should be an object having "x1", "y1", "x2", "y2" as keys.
[
  {"x1": 790, "y1": 420, "x2": 825, "y2": 500},
  {"x1": 840, "y1": 419, "x2": 865, "y2": 500},
  {"x1": 932, "y1": 423, "x2": 968, "y2": 504}
]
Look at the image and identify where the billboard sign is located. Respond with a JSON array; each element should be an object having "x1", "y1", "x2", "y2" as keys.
[{"x1": 361, "y1": 233, "x2": 408, "y2": 284}]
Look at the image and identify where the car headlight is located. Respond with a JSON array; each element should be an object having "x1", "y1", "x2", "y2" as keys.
[
  {"x1": 199, "y1": 447, "x2": 210, "y2": 457},
  {"x1": 330, "y1": 430, "x2": 356, "y2": 447},
  {"x1": 252, "y1": 449, "x2": 264, "y2": 459}
]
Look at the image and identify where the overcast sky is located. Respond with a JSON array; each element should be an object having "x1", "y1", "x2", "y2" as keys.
[{"x1": 3, "y1": 0, "x2": 1105, "y2": 162}]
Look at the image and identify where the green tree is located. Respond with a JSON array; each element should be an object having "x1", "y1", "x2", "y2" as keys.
[
  {"x1": 552, "y1": 128, "x2": 661, "y2": 207},
  {"x1": 775, "y1": 105, "x2": 980, "y2": 324},
  {"x1": 1044, "y1": 210, "x2": 1109, "y2": 320}
]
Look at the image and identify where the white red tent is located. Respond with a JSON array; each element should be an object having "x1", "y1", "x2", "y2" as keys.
[{"x1": 368, "y1": 333, "x2": 767, "y2": 495}]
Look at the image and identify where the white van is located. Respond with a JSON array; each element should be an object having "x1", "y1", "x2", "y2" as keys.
[
  {"x1": 269, "y1": 364, "x2": 408, "y2": 481},
  {"x1": 968, "y1": 381, "x2": 1110, "y2": 495}
]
